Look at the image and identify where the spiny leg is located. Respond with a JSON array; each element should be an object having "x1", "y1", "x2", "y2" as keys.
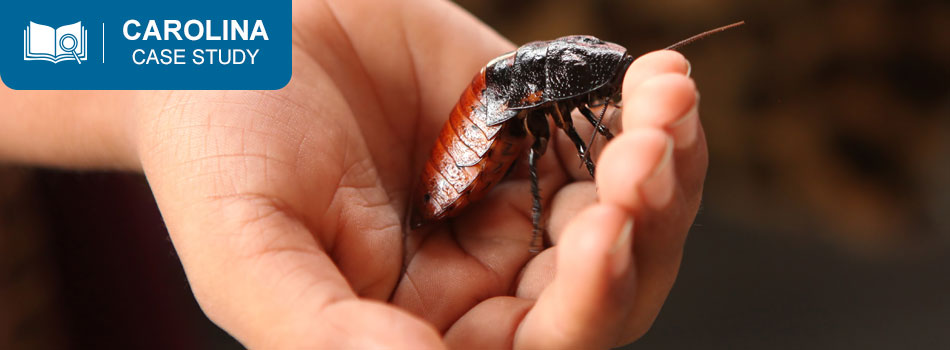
[
  {"x1": 578, "y1": 103, "x2": 617, "y2": 178},
  {"x1": 579, "y1": 105, "x2": 615, "y2": 141},
  {"x1": 527, "y1": 147, "x2": 543, "y2": 253},
  {"x1": 525, "y1": 111, "x2": 550, "y2": 252},
  {"x1": 588, "y1": 98, "x2": 610, "y2": 145},
  {"x1": 583, "y1": 98, "x2": 611, "y2": 164},
  {"x1": 552, "y1": 104, "x2": 596, "y2": 179}
]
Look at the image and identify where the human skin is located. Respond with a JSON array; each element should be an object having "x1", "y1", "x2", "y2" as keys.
[{"x1": 0, "y1": 0, "x2": 706, "y2": 348}]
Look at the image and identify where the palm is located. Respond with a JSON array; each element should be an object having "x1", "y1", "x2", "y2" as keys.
[
  {"x1": 256, "y1": 20, "x2": 585, "y2": 329},
  {"x1": 138, "y1": 0, "x2": 705, "y2": 348}
]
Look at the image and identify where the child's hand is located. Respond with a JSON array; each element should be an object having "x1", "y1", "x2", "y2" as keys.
[{"x1": 0, "y1": 0, "x2": 706, "y2": 348}]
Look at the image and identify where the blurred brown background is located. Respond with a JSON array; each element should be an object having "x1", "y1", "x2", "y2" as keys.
[{"x1": 2, "y1": 0, "x2": 948, "y2": 348}]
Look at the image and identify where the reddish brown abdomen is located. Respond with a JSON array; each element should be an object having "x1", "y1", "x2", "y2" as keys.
[{"x1": 410, "y1": 70, "x2": 525, "y2": 227}]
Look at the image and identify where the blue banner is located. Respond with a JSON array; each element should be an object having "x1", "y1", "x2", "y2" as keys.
[{"x1": 0, "y1": 0, "x2": 291, "y2": 90}]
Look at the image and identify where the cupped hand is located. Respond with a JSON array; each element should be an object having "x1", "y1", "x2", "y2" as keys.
[{"x1": 131, "y1": 0, "x2": 707, "y2": 348}]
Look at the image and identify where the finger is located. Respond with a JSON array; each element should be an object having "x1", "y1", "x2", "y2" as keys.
[
  {"x1": 618, "y1": 60, "x2": 706, "y2": 230},
  {"x1": 444, "y1": 296, "x2": 534, "y2": 349},
  {"x1": 323, "y1": 299, "x2": 447, "y2": 349},
  {"x1": 593, "y1": 53, "x2": 708, "y2": 345},
  {"x1": 292, "y1": 0, "x2": 533, "y2": 280},
  {"x1": 621, "y1": 56, "x2": 707, "y2": 202},
  {"x1": 552, "y1": 109, "x2": 615, "y2": 181},
  {"x1": 596, "y1": 129, "x2": 674, "y2": 212},
  {"x1": 546, "y1": 181, "x2": 598, "y2": 245},
  {"x1": 392, "y1": 169, "x2": 566, "y2": 332},
  {"x1": 290, "y1": 0, "x2": 515, "y2": 205},
  {"x1": 623, "y1": 50, "x2": 690, "y2": 89},
  {"x1": 513, "y1": 248, "x2": 557, "y2": 300},
  {"x1": 553, "y1": 50, "x2": 689, "y2": 181},
  {"x1": 512, "y1": 52, "x2": 699, "y2": 347},
  {"x1": 513, "y1": 204, "x2": 636, "y2": 350},
  {"x1": 512, "y1": 182, "x2": 596, "y2": 301},
  {"x1": 399, "y1": 0, "x2": 514, "y2": 125},
  {"x1": 596, "y1": 129, "x2": 682, "y2": 345},
  {"x1": 624, "y1": 74, "x2": 700, "y2": 151}
]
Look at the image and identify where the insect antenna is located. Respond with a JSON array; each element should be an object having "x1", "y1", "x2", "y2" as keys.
[
  {"x1": 583, "y1": 96, "x2": 610, "y2": 167},
  {"x1": 665, "y1": 21, "x2": 745, "y2": 51},
  {"x1": 578, "y1": 21, "x2": 744, "y2": 172}
]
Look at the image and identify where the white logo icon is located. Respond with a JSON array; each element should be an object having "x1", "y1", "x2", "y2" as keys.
[{"x1": 24, "y1": 21, "x2": 87, "y2": 64}]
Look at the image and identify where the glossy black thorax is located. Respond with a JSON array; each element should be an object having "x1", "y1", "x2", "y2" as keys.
[{"x1": 484, "y1": 35, "x2": 632, "y2": 120}]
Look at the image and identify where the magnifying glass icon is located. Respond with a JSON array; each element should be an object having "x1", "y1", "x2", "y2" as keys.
[{"x1": 59, "y1": 33, "x2": 81, "y2": 64}]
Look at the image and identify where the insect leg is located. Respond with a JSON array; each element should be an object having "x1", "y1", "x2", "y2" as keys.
[
  {"x1": 581, "y1": 98, "x2": 613, "y2": 169},
  {"x1": 578, "y1": 105, "x2": 615, "y2": 141},
  {"x1": 552, "y1": 104, "x2": 596, "y2": 179},
  {"x1": 527, "y1": 147, "x2": 543, "y2": 252},
  {"x1": 525, "y1": 111, "x2": 550, "y2": 252}
]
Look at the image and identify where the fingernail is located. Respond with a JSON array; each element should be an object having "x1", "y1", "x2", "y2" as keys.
[
  {"x1": 610, "y1": 217, "x2": 634, "y2": 276},
  {"x1": 649, "y1": 136, "x2": 674, "y2": 181},
  {"x1": 670, "y1": 92, "x2": 700, "y2": 127},
  {"x1": 684, "y1": 59, "x2": 692, "y2": 77},
  {"x1": 641, "y1": 136, "x2": 675, "y2": 208},
  {"x1": 670, "y1": 92, "x2": 700, "y2": 149}
]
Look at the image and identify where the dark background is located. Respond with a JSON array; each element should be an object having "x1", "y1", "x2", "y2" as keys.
[{"x1": 1, "y1": 0, "x2": 948, "y2": 348}]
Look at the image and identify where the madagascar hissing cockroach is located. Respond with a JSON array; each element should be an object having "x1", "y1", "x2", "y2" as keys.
[{"x1": 409, "y1": 22, "x2": 744, "y2": 249}]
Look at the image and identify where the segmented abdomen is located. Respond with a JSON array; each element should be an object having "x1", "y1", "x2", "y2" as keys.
[{"x1": 410, "y1": 69, "x2": 525, "y2": 227}]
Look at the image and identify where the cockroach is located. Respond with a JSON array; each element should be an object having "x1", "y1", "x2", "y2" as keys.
[{"x1": 409, "y1": 22, "x2": 744, "y2": 249}]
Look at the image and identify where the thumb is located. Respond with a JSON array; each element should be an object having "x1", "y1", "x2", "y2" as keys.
[
  {"x1": 149, "y1": 186, "x2": 444, "y2": 348},
  {"x1": 514, "y1": 204, "x2": 636, "y2": 349}
]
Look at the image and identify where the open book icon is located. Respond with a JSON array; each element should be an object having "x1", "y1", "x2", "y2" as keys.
[{"x1": 24, "y1": 21, "x2": 87, "y2": 64}]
